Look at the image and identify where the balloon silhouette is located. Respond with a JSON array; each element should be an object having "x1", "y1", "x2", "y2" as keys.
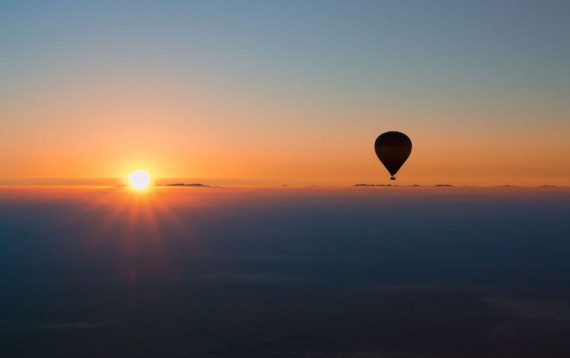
[{"x1": 375, "y1": 131, "x2": 412, "y2": 180}]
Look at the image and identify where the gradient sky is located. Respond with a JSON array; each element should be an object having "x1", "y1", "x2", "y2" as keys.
[{"x1": 1, "y1": 0, "x2": 569, "y2": 185}]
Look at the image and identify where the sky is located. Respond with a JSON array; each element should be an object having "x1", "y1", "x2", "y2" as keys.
[{"x1": 1, "y1": 0, "x2": 569, "y2": 186}]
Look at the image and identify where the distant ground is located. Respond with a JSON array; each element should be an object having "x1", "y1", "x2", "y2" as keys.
[{"x1": 1, "y1": 187, "x2": 569, "y2": 357}]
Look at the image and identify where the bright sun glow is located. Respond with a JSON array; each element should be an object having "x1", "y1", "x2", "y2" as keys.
[{"x1": 128, "y1": 169, "x2": 151, "y2": 190}]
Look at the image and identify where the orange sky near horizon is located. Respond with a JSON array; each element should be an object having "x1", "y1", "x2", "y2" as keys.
[{"x1": 1, "y1": 78, "x2": 568, "y2": 187}]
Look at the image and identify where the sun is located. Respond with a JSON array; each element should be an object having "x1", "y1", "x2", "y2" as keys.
[{"x1": 128, "y1": 169, "x2": 151, "y2": 190}]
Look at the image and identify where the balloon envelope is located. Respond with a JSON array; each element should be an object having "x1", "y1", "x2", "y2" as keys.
[{"x1": 374, "y1": 131, "x2": 412, "y2": 179}]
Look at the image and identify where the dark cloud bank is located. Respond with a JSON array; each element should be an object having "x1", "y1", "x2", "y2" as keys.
[{"x1": 0, "y1": 187, "x2": 569, "y2": 357}]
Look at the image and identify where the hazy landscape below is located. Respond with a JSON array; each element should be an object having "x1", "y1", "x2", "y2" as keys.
[{"x1": 1, "y1": 187, "x2": 569, "y2": 357}]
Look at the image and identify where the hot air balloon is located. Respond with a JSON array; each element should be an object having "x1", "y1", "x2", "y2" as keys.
[{"x1": 375, "y1": 131, "x2": 412, "y2": 180}]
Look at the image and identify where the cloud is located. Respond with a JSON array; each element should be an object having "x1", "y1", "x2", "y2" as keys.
[
  {"x1": 160, "y1": 183, "x2": 209, "y2": 187},
  {"x1": 1, "y1": 320, "x2": 105, "y2": 332}
]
